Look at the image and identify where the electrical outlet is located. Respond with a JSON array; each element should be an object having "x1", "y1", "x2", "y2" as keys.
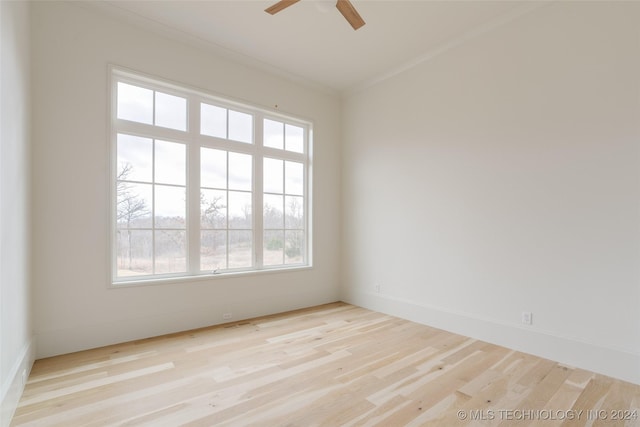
[
  {"x1": 374, "y1": 283, "x2": 381, "y2": 293},
  {"x1": 521, "y1": 312, "x2": 533, "y2": 325},
  {"x1": 222, "y1": 313, "x2": 233, "y2": 320}
]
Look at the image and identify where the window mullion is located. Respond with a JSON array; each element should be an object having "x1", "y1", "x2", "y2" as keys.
[
  {"x1": 254, "y1": 116, "x2": 264, "y2": 268},
  {"x1": 116, "y1": 120, "x2": 190, "y2": 142},
  {"x1": 188, "y1": 95, "x2": 201, "y2": 274},
  {"x1": 306, "y1": 127, "x2": 312, "y2": 266},
  {"x1": 225, "y1": 152, "x2": 230, "y2": 270},
  {"x1": 281, "y1": 158, "x2": 286, "y2": 265},
  {"x1": 151, "y1": 139, "x2": 156, "y2": 275}
]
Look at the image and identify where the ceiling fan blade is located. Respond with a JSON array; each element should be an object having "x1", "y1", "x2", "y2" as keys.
[
  {"x1": 265, "y1": 0, "x2": 301, "y2": 15},
  {"x1": 336, "y1": 0, "x2": 365, "y2": 30}
]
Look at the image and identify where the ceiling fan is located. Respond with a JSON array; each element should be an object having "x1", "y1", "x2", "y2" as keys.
[{"x1": 265, "y1": 0, "x2": 366, "y2": 30}]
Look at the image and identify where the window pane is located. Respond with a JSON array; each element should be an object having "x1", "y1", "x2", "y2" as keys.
[
  {"x1": 201, "y1": 148, "x2": 226, "y2": 189},
  {"x1": 117, "y1": 82, "x2": 152, "y2": 124},
  {"x1": 201, "y1": 189, "x2": 227, "y2": 229},
  {"x1": 228, "y1": 152, "x2": 252, "y2": 191},
  {"x1": 263, "y1": 230, "x2": 284, "y2": 266},
  {"x1": 285, "y1": 124, "x2": 304, "y2": 153},
  {"x1": 155, "y1": 140, "x2": 186, "y2": 185},
  {"x1": 285, "y1": 196, "x2": 304, "y2": 229},
  {"x1": 285, "y1": 230, "x2": 304, "y2": 264},
  {"x1": 229, "y1": 230, "x2": 252, "y2": 269},
  {"x1": 155, "y1": 185, "x2": 185, "y2": 228},
  {"x1": 264, "y1": 119, "x2": 284, "y2": 150},
  {"x1": 228, "y1": 191, "x2": 251, "y2": 229},
  {"x1": 116, "y1": 229, "x2": 152, "y2": 277},
  {"x1": 155, "y1": 230, "x2": 186, "y2": 273},
  {"x1": 155, "y1": 92, "x2": 187, "y2": 131},
  {"x1": 201, "y1": 103, "x2": 227, "y2": 138},
  {"x1": 117, "y1": 134, "x2": 152, "y2": 182},
  {"x1": 285, "y1": 161, "x2": 304, "y2": 195},
  {"x1": 264, "y1": 158, "x2": 283, "y2": 194},
  {"x1": 201, "y1": 230, "x2": 226, "y2": 271},
  {"x1": 117, "y1": 183, "x2": 152, "y2": 228},
  {"x1": 264, "y1": 194, "x2": 283, "y2": 229},
  {"x1": 228, "y1": 110, "x2": 252, "y2": 143}
]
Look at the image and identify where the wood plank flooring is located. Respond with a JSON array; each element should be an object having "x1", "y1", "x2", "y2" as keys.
[{"x1": 11, "y1": 302, "x2": 640, "y2": 426}]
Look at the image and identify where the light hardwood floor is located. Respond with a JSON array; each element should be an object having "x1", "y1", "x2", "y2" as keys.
[{"x1": 12, "y1": 302, "x2": 640, "y2": 426}]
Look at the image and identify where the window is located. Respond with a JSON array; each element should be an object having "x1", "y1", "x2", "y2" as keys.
[{"x1": 112, "y1": 68, "x2": 311, "y2": 283}]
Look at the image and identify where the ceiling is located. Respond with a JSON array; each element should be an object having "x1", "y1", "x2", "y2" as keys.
[{"x1": 90, "y1": 0, "x2": 536, "y2": 94}]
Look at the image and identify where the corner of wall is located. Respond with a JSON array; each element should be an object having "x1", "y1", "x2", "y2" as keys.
[{"x1": 344, "y1": 290, "x2": 640, "y2": 386}]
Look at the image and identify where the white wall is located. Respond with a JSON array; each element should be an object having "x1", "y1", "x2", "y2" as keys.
[
  {"x1": 0, "y1": 1, "x2": 33, "y2": 425},
  {"x1": 31, "y1": 1, "x2": 342, "y2": 358},
  {"x1": 342, "y1": 2, "x2": 640, "y2": 384}
]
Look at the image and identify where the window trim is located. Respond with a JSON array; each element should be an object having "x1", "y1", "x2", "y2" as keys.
[{"x1": 109, "y1": 66, "x2": 313, "y2": 286}]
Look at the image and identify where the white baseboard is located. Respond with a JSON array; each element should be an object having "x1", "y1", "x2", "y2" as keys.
[
  {"x1": 1, "y1": 339, "x2": 35, "y2": 427},
  {"x1": 35, "y1": 292, "x2": 339, "y2": 359},
  {"x1": 343, "y1": 289, "x2": 640, "y2": 385}
]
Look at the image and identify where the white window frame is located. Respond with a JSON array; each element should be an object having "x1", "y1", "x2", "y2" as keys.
[{"x1": 110, "y1": 66, "x2": 313, "y2": 285}]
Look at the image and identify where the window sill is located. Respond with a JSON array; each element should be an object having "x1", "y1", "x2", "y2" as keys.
[{"x1": 109, "y1": 265, "x2": 313, "y2": 289}]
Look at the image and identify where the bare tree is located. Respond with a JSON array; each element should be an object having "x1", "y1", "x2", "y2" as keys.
[
  {"x1": 286, "y1": 196, "x2": 303, "y2": 229},
  {"x1": 117, "y1": 164, "x2": 147, "y2": 222},
  {"x1": 200, "y1": 192, "x2": 225, "y2": 229},
  {"x1": 285, "y1": 197, "x2": 303, "y2": 259},
  {"x1": 200, "y1": 193, "x2": 226, "y2": 256},
  {"x1": 117, "y1": 163, "x2": 148, "y2": 270}
]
